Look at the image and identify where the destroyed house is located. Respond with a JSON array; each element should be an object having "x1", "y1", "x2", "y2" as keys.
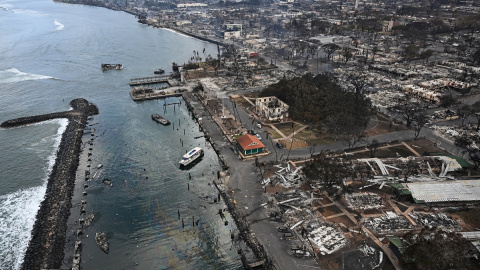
[
  {"x1": 236, "y1": 134, "x2": 265, "y2": 155},
  {"x1": 255, "y1": 96, "x2": 289, "y2": 121}
]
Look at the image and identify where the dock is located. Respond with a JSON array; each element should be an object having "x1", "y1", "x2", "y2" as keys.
[
  {"x1": 129, "y1": 87, "x2": 185, "y2": 101},
  {"x1": 129, "y1": 75, "x2": 172, "y2": 86}
]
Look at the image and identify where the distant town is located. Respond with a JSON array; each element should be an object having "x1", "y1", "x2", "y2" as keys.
[{"x1": 58, "y1": 0, "x2": 480, "y2": 269}]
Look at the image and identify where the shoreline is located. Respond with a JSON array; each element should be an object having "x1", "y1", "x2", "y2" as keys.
[
  {"x1": 53, "y1": 0, "x2": 228, "y2": 47},
  {"x1": 2, "y1": 98, "x2": 98, "y2": 269},
  {"x1": 182, "y1": 92, "x2": 270, "y2": 268}
]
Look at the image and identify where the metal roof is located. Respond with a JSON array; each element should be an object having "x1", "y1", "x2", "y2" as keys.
[
  {"x1": 403, "y1": 180, "x2": 480, "y2": 203},
  {"x1": 236, "y1": 134, "x2": 265, "y2": 151}
]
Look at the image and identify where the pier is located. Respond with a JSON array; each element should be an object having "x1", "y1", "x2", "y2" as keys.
[
  {"x1": 129, "y1": 87, "x2": 185, "y2": 101},
  {"x1": 129, "y1": 75, "x2": 171, "y2": 86}
]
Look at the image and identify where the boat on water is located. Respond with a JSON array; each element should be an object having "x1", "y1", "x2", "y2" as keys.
[
  {"x1": 101, "y1": 64, "x2": 123, "y2": 71},
  {"x1": 179, "y1": 147, "x2": 204, "y2": 167},
  {"x1": 154, "y1": 68, "x2": 165, "y2": 74},
  {"x1": 151, "y1": 114, "x2": 170, "y2": 125}
]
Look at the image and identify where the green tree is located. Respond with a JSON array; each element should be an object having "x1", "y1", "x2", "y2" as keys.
[{"x1": 403, "y1": 228, "x2": 478, "y2": 270}]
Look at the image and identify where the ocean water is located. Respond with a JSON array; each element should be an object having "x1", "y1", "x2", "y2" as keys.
[{"x1": 0, "y1": 0, "x2": 241, "y2": 269}]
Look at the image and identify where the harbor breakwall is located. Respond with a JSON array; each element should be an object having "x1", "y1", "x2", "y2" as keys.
[{"x1": 1, "y1": 98, "x2": 98, "y2": 270}]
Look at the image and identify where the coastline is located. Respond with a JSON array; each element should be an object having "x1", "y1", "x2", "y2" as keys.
[
  {"x1": 2, "y1": 99, "x2": 98, "y2": 269},
  {"x1": 53, "y1": 0, "x2": 228, "y2": 47},
  {"x1": 181, "y1": 91, "x2": 270, "y2": 268}
]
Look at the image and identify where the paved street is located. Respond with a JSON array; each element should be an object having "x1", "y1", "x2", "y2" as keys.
[
  {"x1": 186, "y1": 88, "x2": 468, "y2": 270},
  {"x1": 184, "y1": 92, "x2": 321, "y2": 269}
]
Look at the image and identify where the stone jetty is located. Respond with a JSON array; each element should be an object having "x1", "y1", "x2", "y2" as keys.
[{"x1": 1, "y1": 98, "x2": 98, "y2": 270}]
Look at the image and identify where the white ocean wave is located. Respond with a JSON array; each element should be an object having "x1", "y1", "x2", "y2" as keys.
[
  {"x1": 10, "y1": 8, "x2": 42, "y2": 15},
  {"x1": 53, "y1": 19, "x2": 64, "y2": 31},
  {"x1": 0, "y1": 118, "x2": 67, "y2": 270},
  {"x1": 161, "y1": 28, "x2": 191, "y2": 39},
  {"x1": 0, "y1": 68, "x2": 57, "y2": 84},
  {"x1": 0, "y1": 185, "x2": 47, "y2": 270}
]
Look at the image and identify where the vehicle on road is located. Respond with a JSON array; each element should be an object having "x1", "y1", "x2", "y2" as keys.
[
  {"x1": 257, "y1": 123, "x2": 262, "y2": 128},
  {"x1": 256, "y1": 134, "x2": 262, "y2": 140},
  {"x1": 276, "y1": 142, "x2": 283, "y2": 148}
]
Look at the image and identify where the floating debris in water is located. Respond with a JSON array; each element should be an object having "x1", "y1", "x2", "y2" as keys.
[
  {"x1": 102, "y1": 178, "x2": 113, "y2": 187},
  {"x1": 95, "y1": 232, "x2": 109, "y2": 254}
]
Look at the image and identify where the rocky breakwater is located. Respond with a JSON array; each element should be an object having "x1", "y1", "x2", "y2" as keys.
[{"x1": 1, "y1": 98, "x2": 98, "y2": 270}]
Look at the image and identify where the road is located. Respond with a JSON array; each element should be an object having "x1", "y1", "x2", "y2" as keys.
[
  {"x1": 194, "y1": 90, "x2": 468, "y2": 270},
  {"x1": 222, "y1": 95, "x2": 465, "y2": 161},
  {"x1": 184, "y1": 92, "x2": 320, "y2": 270}
]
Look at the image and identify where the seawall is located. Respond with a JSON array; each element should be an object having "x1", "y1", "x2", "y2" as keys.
[{"x1": 2, "y1": 98, "x2": 98, "y2": 269}]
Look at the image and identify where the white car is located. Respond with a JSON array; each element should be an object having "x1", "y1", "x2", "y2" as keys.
[
  {"x1": 257, "y1": 123, "x2": 262, "y2": 128},
  {"x1": 256, "y1": 134, "x2": 262, "y2": 140}
]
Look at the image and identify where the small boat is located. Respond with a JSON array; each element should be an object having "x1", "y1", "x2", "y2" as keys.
[
  {"x1": 101, "y1": 64, "x2": 123, "y2": 71},
  {"x1": 179, "y1": 147, "x2": 204, "y2": 167},
  {"x1": 154, "y1": 68, "x2": 165, "y2": 74},
  {"x1": 151, "y1": 114, "x2": 170, "y2": 125}
]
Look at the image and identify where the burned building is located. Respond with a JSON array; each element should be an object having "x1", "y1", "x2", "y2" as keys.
[{"x1": 255, "y1": 96, "x2": 289, "y2": 121}]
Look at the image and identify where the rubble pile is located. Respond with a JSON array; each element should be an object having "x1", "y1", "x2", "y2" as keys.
[
  {"x1": 276, "y1": 191, "x2": 309, "y2": 211},
  {"x1": 346, "y1": 193, "x2": 385, "y2": 210},
  {"x1": 431, "y1": 110, "x2": 457, "y2": 121},
  {"x1": 409, "y1": 212, "x2": 459, "y2": 229},
  {"x1": 431, "y1": 124, "x2": 474, "y2": 142},
  {"x1": 357, "y1": 243, "x2": 383, "y2": 269},
  {"x1": 342, "y1": 243, "x2": 384, "y2": 270},
  {"x1": 264, "y1": 163, "x2": 304, "y2": 188},
  {"x1": 366, "y1": 90, "x2": 404, "y2": 109},
  {"x1": 364, "y1": 211, "x2": 412, "y2": 233},
  {"x1": 307, "y1": 222, "x2": 347, "y2": 255}
]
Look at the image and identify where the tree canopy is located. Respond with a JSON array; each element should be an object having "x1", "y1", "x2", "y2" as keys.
[
  {"x1": 403, "y1": 228, "x2": 478, "y2": 270},
  {"x1": 259, "y1": 73, "x2": 371, "y2": 127}
]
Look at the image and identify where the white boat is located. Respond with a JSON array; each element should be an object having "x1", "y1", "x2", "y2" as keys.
[{"x1": 179, "y1": 147, "x2": 204, "y2": 167}]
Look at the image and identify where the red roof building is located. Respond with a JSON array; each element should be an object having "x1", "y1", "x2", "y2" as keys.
[{"x1": 236, "y1": 134, "x2": 266, "y2": 155}]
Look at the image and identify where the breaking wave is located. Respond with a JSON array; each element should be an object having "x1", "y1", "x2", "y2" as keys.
[
  {"x1": 54, "y1": 20, "x2": 64, "y2": 31},
  {"x1": 0, "y1": 68, "x2": 57, "y2": 84},
  {"x1": 161, "y1": 28, "x2": 191, "y2": 38},
  {"x1": 0, "y1": 118, "x2": 68, "y2": 270}
]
